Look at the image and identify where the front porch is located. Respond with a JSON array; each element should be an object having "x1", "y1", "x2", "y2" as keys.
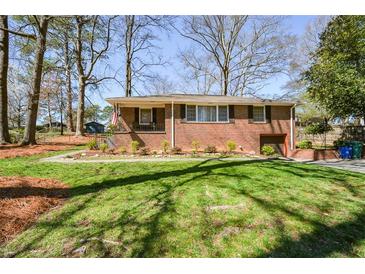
[{"x1": 114, "y1": 104, "x2": 167, "y2": 133}]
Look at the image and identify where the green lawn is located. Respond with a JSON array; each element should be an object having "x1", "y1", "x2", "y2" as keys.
[{"x1": 1, "y1": 151, "x2": 365, "y2": 258}]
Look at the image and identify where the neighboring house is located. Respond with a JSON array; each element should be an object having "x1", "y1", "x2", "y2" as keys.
[
  {"x1": 85, "y1": 121, "x2": 105, "y2": 134},
  {"x1": 106, "y1": 94, "x2": 297, "y2": 156}
]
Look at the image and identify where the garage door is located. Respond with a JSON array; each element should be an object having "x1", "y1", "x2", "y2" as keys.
[{"x1": 260, "y1": 135, "x2": 286, "y2": 156}]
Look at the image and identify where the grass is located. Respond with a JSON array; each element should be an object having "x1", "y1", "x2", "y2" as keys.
[{"x1": 1, "y1": 151, "x2": 365, "y2": 257}]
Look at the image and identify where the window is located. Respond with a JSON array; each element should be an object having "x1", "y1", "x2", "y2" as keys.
[
  {"x1": 218, "y1": 106, "x2": 228, "y2": 122},
  {"x1": 253, "y1": 106, "x2": 265, "y2": 122},
  {"x1": 185, "y1": 105, "x2": 229, "y2": 122},
  {"x1": 198, "y1": 106, "x2": 216, "y2": 122},
  {"x1": 186, "y1": 105, "x2": 196, "y2": 121},
  {"x1": 139, "y1": 108, "x2": 152, "y2": 124}
]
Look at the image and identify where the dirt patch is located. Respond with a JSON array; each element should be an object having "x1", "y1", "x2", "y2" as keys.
[
  {"x1": 0, "y1": 135, "x2": 90, "y2": 159},
  {"x1": 0, "y1": 176, "x2": 69, "y2": 244}
]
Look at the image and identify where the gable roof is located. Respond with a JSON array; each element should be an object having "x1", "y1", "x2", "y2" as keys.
[{"x1": 106, "y1": 94, "x2": 297, "y2": 106}]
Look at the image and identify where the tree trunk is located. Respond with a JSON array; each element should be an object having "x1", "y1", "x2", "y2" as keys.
[
  {"x1": 59, "y1": 87, "x2": 63, "y2": 136},
  {"x1": 47, "y1": 92, "x2": 52, "y2": 131},
  {"x1": 22, "y1": 17, "x2": 49, "y2": 145},
  {"x1": 75, "y1": 78, "x2": 85, "y2": 136},
  {"x1": 0, "y1": 15, "x2": 10, "y2": 144},
  {"x1": 125, "y1": 15, "x2": 134, "y2": 97},
  {"x1": 64, "y1": 32, "x2": 74, "y2": 132},
  {"x1": 222, "y1": 66, "x2": 229, "y2": 96}
]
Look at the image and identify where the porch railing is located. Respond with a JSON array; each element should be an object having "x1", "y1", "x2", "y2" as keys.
[{"x1": 132, "y1": 122, "x2": 165, "y2": 132}]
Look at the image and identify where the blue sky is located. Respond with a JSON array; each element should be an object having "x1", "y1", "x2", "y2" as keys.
[{"x1": 90, "y1": 15, "x2": 318, "y2": 108}]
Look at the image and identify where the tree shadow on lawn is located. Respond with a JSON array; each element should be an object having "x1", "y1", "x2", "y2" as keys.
[{"x1": 2, "y1": 159, "x2": 365, "y2": 257}]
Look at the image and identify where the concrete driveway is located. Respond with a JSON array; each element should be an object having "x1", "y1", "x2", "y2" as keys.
[{"x1": 308, "y1": 159, "x2": 365, "y2": 174}]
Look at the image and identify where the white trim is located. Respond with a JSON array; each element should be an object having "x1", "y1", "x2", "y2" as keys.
[
  {"x1": 171, "y1": 102, "x2": 175, "y2": 147},
  {"x1": 139, "y1": 107, "x2": 153, "y2": 125},
  {"x1": 252, "y1": 106, "x2": 266, "y2": 123},
  {"x1": 290, "y1": 104, "x2": 296, "y2": 150},
  {"x1": 185, "y1": 104, "x2": 229, "y2": 123}
]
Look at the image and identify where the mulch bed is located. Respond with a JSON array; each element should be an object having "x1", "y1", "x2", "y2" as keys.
[
  {"x1": 0, "y1": 135, "x2": 90, "y2": 159},
  {"x1": 0, "y1": 176, "x2": 69, "y2": 244}
]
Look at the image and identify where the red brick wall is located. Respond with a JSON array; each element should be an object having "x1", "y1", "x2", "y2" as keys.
[
  {"x1": 113, "y1": 104, "x2": 294, "y2": 155},
  {"x1": 172, "y1": 104, "x2": 292, "y2": 155}
]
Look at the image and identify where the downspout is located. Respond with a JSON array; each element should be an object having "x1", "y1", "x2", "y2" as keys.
[
  {"x1": 171, "y1": 101, "x2": 175, "y2": 148},
  {"x1": 290, "y1": 104, "x2": 297, "y2": 151}
]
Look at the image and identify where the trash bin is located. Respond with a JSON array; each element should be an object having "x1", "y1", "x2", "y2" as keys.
[
  {"x1": 346, "y1": 141, "x2": 363, "y2": 159},
  {"x1": 338, "y1": 146, "x2": 353, "y2": 159}
]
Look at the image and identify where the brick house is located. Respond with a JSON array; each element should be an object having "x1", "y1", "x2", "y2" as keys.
[{"x1": 106, "y1": 94, "x2": 297, "y2": 156}]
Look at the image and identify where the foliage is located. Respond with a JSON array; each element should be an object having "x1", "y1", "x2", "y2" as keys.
[
  {"x1": 305, "y1": 16, "x2": 365, "y2": 120},
  {"x1": 131, "y1": 140, "x2": 139, "y2": 154},
  {"x1": 333, "y1": 139, "x2": 345, "y2": 148},
  {"x1": 191, "y1": 140, "x2": 200, "y2": 152},
  {"x1": 119, "y1": 146, "x2": 127, "y2": 154},
  {"x1": 161, "y1": 140, "x2": 169, "y2": 154},
  {"x1": 304, "y1": 122, "x2": 333, "y2": 136},
  {"x1": 99, "y1": 143, "x2": 108, "y2": 153},
  {"x1": 297, "y1": 140, "x2": 313, "y2": 149},
  {"x1": 139, "y1": 147, "x2": 150, "y2": 156},
  {"x1": 226, "y1": 140, "x2": 237, "y2": 152},
  {"x1": 170, "y1": 147, "x2": 182, "y2": 155},
  {"x1": 261, "y1": 145, "x2": 275, "y2": 156},
  {"x1": 204, "y1": 145, "x2": 217, "y2": 154},
  {"x1": 86, "y1": 139, "x2": 98, "y2": 150}
]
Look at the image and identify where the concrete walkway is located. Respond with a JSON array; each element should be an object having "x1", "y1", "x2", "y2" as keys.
[
  {"x1": 40, "y1": 150, "x2": 266, "y2": 164},
  {"x1": 307, "y1": 159, "x2": 365, "y2": 174}
]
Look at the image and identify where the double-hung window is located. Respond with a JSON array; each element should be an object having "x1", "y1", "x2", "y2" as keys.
[
  {"x1": 186, "y1": 105, "x2": 229, "y2": 122},
  {"x1": 139, "y1": 108, "x2": 152, "y2": 125},
  {"x1": 253, "y1": 106, "x2": 266, "y2": 123}
]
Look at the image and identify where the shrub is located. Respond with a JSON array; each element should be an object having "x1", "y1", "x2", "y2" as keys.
[
  {"x1": 170, "y1": 147, "x2": 182, "y2": 155},
  {"x1": 151, "y1": 150, "x2": 158, "y2": 155},
  {"x1": 139, "y1": 147, "x2": 150, "y2": 156},
  {"x1": 226, "y1": 140, "x2": 237, "y2": 153},
  {"x1": 87, "y1": 139, "x2": 98, "y2": 150},
  {"x1": 131, "y1": 140, "x2": 139, "y2": 154},
  {"x1": 119, "y1": 146, "x2": 127, "y2": 154},
  {"x1": 261, "y1": 145, "x2": 275, "y2": 156},
  {"x1": 99, "y1": 143, "x2": 108, "y2": 153},
  {"x1": 333, "y1": 139, "x2": 346, "y2": 148},
  {"x1": 204, "y1": 145, "x2": 217, "y2": 154},
  {"x1": 161, "y1": 139, "x2": 169, "y2": 154},
  {"x1": 297, "y1": 140, "x2": 312, "y2": 149},
  {"x1": 191, "y1": 140, "x2": 200, "y2": 152}
]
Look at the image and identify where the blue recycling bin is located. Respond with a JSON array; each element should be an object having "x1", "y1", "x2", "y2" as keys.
[{"x1": 338, "y1": 146, "x2": 353, "y2": 159}]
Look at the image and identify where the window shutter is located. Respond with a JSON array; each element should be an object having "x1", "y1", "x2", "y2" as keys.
[
  {"x1": 248, "y1": 105, "x2": 253, "y2": 124},
  {"x1": 266, "y1": 105, "x2": 271, "y2": 123},
  {"x1": 292, "y1": 107, "x2": 295, "y2": 120},
  {"x1": 152, "y1": 108, "x2": 157, "y2": 123},
  {"x1": 134, "y1": 107, "x2": 139, "y2": 123},
  {"x1": 180, "y1": 104, "x2": 186, "y2": 120},
  {"x1": 229, "y1": 105, "x2": 235, "y2": 119}
]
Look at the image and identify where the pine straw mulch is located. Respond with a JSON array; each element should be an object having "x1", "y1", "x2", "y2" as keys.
[
  {"x1": 0, "y1": 135, "x2": 90, "y2": 159},
  {"x1": 0, "y1": 176, "x2": 69, "y2": 245}
]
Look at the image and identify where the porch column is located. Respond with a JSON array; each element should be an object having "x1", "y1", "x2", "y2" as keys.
[{"x1": 171, "y1": 101, "x2": 175, "y2": 147}]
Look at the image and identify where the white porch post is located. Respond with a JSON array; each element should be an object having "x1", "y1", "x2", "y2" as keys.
[
  {"x1": 171, "y1": 101, "x2": 175, "y2": 147},
  {"x1": 290, "y1": 104, "x2": 296, "y2": 150}
]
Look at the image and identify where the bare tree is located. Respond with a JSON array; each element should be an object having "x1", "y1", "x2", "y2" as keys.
[
  {"x1": 73, "y1": 15, "x2": 114, "y2": 136},
  {"x1": 0, "y1": 15, "x2": 10, "y2": 143},
  {"x1": 120, "y1": 16, "x2": 172, "y2": 97},
  {"x1": 177, "y1": 16, "x2": 293, "y2": 96},
  {"x1": 21, "y1": 16, "x2": 53, "y2": 144},
  {"x1": 8, "y1": 66, "x2": 28, "y2": 129},
  {"x1": 281, "y1": 16, "x2": 331, "y2": 99}
]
